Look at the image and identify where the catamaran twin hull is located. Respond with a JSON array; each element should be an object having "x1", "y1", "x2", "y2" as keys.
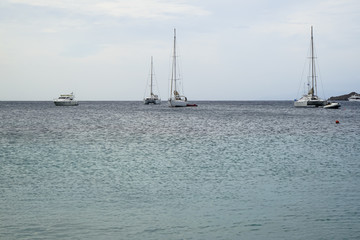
[
  {"x1": 294, "y1": 98, "x2": 327, "y2": 107},
  {"x1": 144, "y1": 98, "x2": 161, "y2": 104}
]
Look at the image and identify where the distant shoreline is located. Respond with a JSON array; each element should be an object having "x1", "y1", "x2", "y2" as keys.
[
  {"x1": 0, "y1": 100, "x2": 296, "y2": 102},
  {"x1": 0, "y1": 97, "x2": 358, "y2": 102},
  {"x1": 328, "y1": 92, "x2": 359, "y2": 101}
]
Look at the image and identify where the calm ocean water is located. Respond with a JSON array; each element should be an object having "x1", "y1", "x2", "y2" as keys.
[{"x1": 0, "y1": 101, "x2": 359, "y2": 239}]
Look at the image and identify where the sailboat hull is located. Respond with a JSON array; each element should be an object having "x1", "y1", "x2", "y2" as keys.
[{"x1": 168, "y1": 99, "x2": 187, "y2": 107}]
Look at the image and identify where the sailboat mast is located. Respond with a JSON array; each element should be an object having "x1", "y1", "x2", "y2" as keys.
[
  {"x1": 169, "y1": 29, "x2": 175, "y2": 98},
  {"x1": 311, "y1": 26, "x2": 315, "y2": 97},
  {"x1": 173, "y1": 29, "x2": 177, "y2": 93},
  {"x1": 150, "y1": 56, "x2": 153, "y2": 96}
]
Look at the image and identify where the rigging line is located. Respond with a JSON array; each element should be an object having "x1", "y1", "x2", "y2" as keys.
[
  {"x1": 153, "y1": 71, "x2": 161, "y2": 99},
  {"x1": 150, "y1": 56, "x2": 153, "y2": 95},
  {"x1": 152, "y1": 61, "x2": 161, "y2": 99},
  {"x1": 167, "y1": 50, "x2": 172, "y2": 99},
  {"x1": 143, "y1": 63, "x2": 151, "y2": 99},
  {"x1": 316, "y1": 55, "x2": 327, "y2": 100},
  {"x1": 296, "y1": 44, "x2": 311, "y2": 98},
  {"x1": 312, "y1": 39, "x2": 327, "y2": 99},
  {"x1": 177, "y1": 55, "x2": 185, "y2": 96},
  {"x1": 143, "y1": 82, "x2": 148, "y2": 99},
  {"x1": 144, "y1": 58, "x2": 154, "y2": 98},
  {"x1": 174, "y1": 30, "x2": 185, "y2": 96}
]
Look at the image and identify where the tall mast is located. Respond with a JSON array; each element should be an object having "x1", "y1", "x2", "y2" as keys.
[
  {"x1": 311, "y1": 26, "x2": 315, "y2": 96},
  {"x1": 150, "y1": 56, "x2": 153, "y2": 96},
  {"x1": 173, "y1": 28, "x2": 177, "y2": 93}
]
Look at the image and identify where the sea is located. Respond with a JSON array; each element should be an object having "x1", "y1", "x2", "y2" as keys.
[{"x1": 0, "y1": 101, "x2": 359, "y2": 240}]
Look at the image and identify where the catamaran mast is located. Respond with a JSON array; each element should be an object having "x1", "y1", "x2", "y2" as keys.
[
  {"x1": 311, "y1": 26, "x2": 316, "y2": 97},
  {"x1": 170, "y1": 28, "x2": 177, "y2": 98},
  {"x1": 150, "y1": 56, "x2": 153, "y2": 96}
]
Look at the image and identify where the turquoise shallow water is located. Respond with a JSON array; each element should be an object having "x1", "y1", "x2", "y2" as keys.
[{"x1": 1, "y1": 101, "x2": 360, "y2": 239}]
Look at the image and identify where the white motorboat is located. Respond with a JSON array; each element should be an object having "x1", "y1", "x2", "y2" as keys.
[
  {"x1": 144, "y1": 56, "x2": 161, "y2": 105},
  {"x1": 168, "y1": 29, "x2": 197, "y2": 108},
  {"x1": 348, "y1": 94, "x2": 360, "y2": 102},
  {"x1": 53, "y1": 92, "x2": 78, "y2": 106},
  {"x1": 294, "y1": 26, "x2": 327, "y2": 108},
  {"x1": 323, "y1": 102, "x2": 341, "y2": 109}
]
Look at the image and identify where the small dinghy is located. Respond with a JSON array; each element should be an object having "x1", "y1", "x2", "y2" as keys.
[{"x1": 323, "y1": 102, "x2": 340, "y2": 109}]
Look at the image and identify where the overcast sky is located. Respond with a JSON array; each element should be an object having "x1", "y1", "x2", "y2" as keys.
[{"x1": 0, "y1": 0, "x2": 359, "y2": 100}]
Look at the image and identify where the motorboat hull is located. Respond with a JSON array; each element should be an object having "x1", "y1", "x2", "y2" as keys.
[
  {"x1": 54, "y1": 101, "x2": 78, "y2": 106},
  {"x1": 348, "y1": 98, "x2": 360, "y2": 102},
  {"x1": 323, "y1": 102, "x2": 340, "y2": 109},
  {"x1": 186, "y1": 104, "x2": 198, "y2": 107},
  {"x1": 54, "y1": 92, "x2": 78, "y2": 106}
]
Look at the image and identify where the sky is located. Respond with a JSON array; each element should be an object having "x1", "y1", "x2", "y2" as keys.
[{"x1": 0, "y1": 0, "x2": 359, "y2": 101}]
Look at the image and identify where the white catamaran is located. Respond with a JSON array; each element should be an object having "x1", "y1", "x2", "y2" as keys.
[
  {"x1": 144, "y1": 56, "x2": 161, "y2": 105},
  {"x1": 168, "y1": 29, "x2": 197, "y2": 107},
  {"x1": 294, "y1": 26, "x2": 328, "y2": 108}
]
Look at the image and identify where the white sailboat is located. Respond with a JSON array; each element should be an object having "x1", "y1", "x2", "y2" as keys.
[
  {"x1": 144, "y1": 56, "x2": 161, "y2": 104},
  {"x1": 294, "y1": 26, "x2": 327, "y2": 108},
  {"x1": 168, "y1": 29, "x2": 197, "y2": 107}
]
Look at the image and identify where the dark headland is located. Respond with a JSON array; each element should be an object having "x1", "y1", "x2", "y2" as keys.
[{"x1": 328, "y1": 92, "x2": 358, "y2": 101}]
